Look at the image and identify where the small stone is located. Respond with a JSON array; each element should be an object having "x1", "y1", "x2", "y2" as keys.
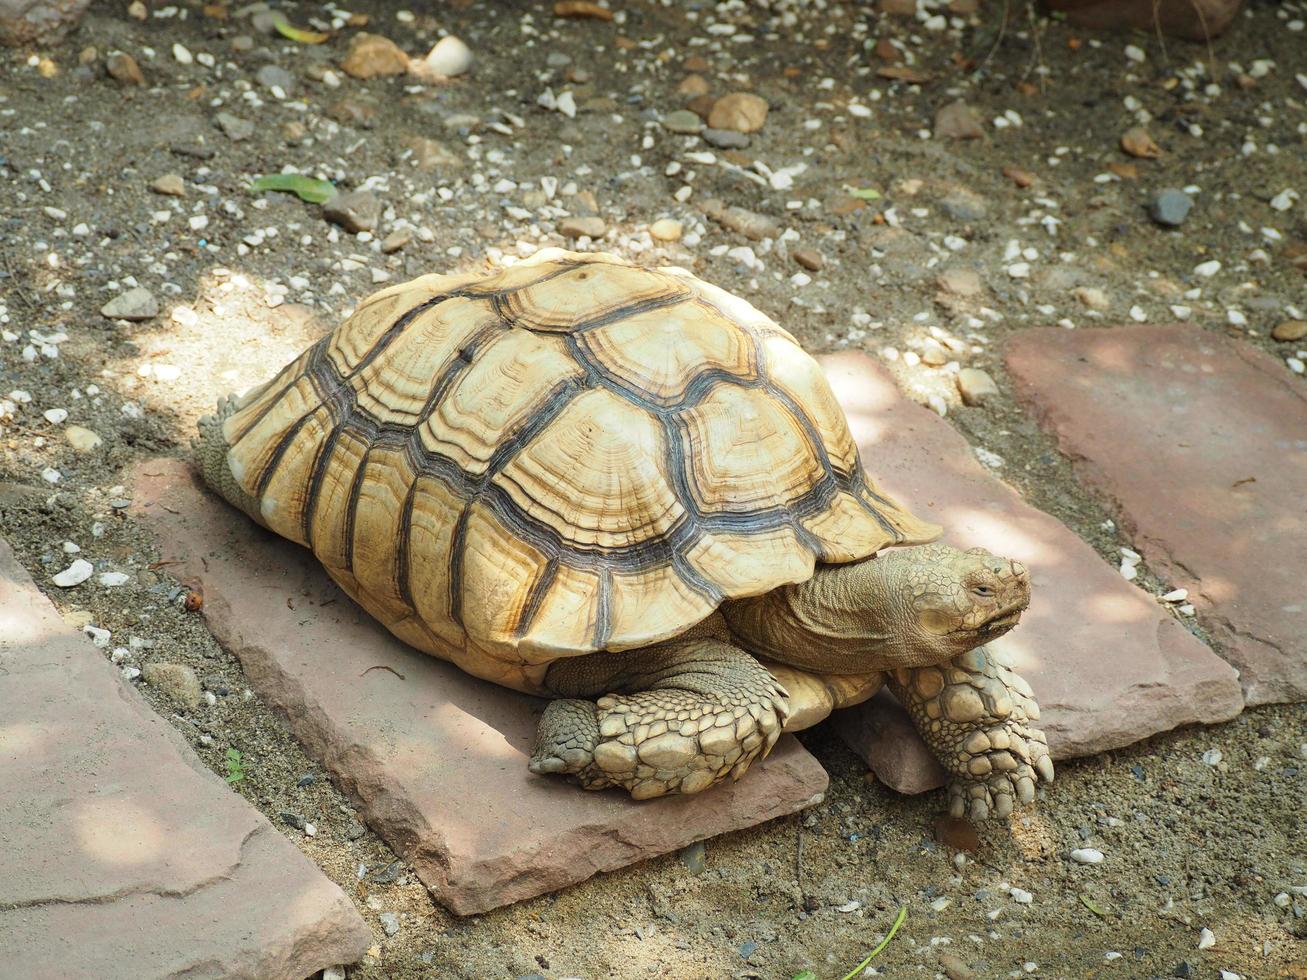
[
  {"x1": 381, "y1": 230, "x2": 411, "y2": 254},
  {"x1": 378, "y1": 912, "x2": 400, "y2": 937},
  {"x1": 1010, "y1": 887, "x2": 1034, "y2": 904},
  {"x1": 1072, "y1": 286, "x2": 1110, "y2": 310},
  {"x1": 1174, "y1": 961, "x2": 1195, "y2": 978},
  {"x1": 1121, "y1": 127, "x2": 1162, "y2": 159},
  {"x1": 141, "y1": 662, "x2": 202, "y2": 709},
  {"x1": 701, "y1": 127, "x2": 749, "y2": 149},
  {"x1": 1193, "y1": 259, "x2": 1222, "y2": 278},
  {"x1": 323, "y1": 191, "x2": 382, "y2": 233},
  {"x1": 939, "y1": 952, "x2": 977, "y2": 980},
  {"x1": 940, "y1": 190, "x2": 988, "y2": 222},
  {"x1": 661, "y1": 109, "x2": 703, "y2": 134},
  {"x1": 1071, "y1": 848, "x2": 1105, "y2": 864},
  {"x1": 281, "y1": 812, "x2": 307, "y2": 830},
  {"x1": 106, "y1": 51, "x2": 145, "y2": 86},
  {"x1": 1202, "y1": 748, "x2": 1223, "y2": 765},
  {"x1": 559, "y1": 216, "x2": 606, "y2": 239},
  {"x1": 1161, "y1": 588, "x2": 1189, "y2": 602},
  {"x1": 52, "y1": 559, "x2": 93, "y2": 588},
  {"x1": 707, "y1": 92, "x2": 768, "y2": 133},
  {"x1": 151, "y1": 174, "x2": 186, "y2": 197},
  {"x1": 678, "y1": 73, "x2": 710, "y2": 97},
  {"x1": 97, "y1": 572, "x2": 130, "y2": 587},
  {"x1": 680, "y1": 840, "x2": 707, "y2": 875},
  {"x1": 100, "y1": 287, "x2": 158, "y2": 321},
  {"x1": 649, "y1": 218, "x2": 683, "y2": 242},
  {"x1": 256, "y1": 64, "x2": 295, "y2": 94},
  {"x1": 937, "y1": 268, "x2": 983, "y2": 297},
  {"x1": 1150, "y1": 190, "x2": 1193, "y2": 228},
  {"x1": 1271, "y1": 320, "x2": 1307, "y2": 342},
  {"x1": 934, "y1": 101, "x2": 984, "y2": 140},
  {"x1": 64, "y1": 425, "x2": 103, "y2": 453},
  {"x1": 216, "y1": 112, "x2": 255, "y2": 141},
  {"x1": 701, "y1": 199, "x2": 779, "y2": 241},
  {"x1": 957, "y1": 368, "x2": 999, "y2": 407},
  {"x1": 792, "y1": 247, "x2": 823, "y2": 271},
  {"x1": 424, "y1": 36, "x2": 473, "y2": 77},
  {"x1": 341, "y1": 33, "x2": 410, "y2": 79},
  {"x1": 1198, "y1": 927, "x2": 1216, "y2": 950},
  {"x1": 402, "y1": 136, "x2": 464, "y2": 172}
]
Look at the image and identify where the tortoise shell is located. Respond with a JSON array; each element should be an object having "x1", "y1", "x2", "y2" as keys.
[{"x1": 218, "y1": 249, "x2": 938, "y2": 682}]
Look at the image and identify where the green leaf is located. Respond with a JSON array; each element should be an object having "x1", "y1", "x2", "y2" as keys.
[
  {"x1": 272, "y1": 14, "x2": 330, "y2": 44},
  {"x1": 792, "y1": 972, "x2": 818, "y2": 980},
  {"x1": 850, "y1": 187, "x2": 882, "y2": 200},
  {"x1": 249, "y1": 173, "x2": 338, "y2": 204},
  {"x1": 225, "y1": 747, "x2": 246, "y2": 783},
  {"x1": 838, "y1": 906, "x2": 907, "y2": 980},
  {"x1": 1079, "y1": 894, "x2": 1106, "y2": 917}
]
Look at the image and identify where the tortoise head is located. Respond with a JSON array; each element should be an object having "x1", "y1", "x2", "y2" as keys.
[{"x1": 862, "y1": 543, "x2": 1031, "y2": 667}]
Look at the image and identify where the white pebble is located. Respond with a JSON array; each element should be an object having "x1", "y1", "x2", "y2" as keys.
[
  {"x1": 43, "y1": 408, "x2": 68, "y2": 424},
  {"x1": 1120, "y1": 547, "x2": 1142, "y2": 564},
  {"x1": 1071, "y1": 848, "x2": 1105, "y2": 864},
  {"x1": 837, "y1": 900, "x2": 861, "y2": 913},
  {"x1": 41, "y1": 467, "x2": 62, "y2": 484},
  {"x1": 62, "y1": 541, "x2": 80, "y2": 553},
  {"x1": 304, "y1": 821, "x2": 317, "y2": 837},
  {"x1": 121, "y1": 665, "x2": 141, "y2": 681},
  {"x1": 1010, "y1": 887, "x2": 1034, "y2": 904},
  {"x1": 1119, "y1": 562, "x2": 1138, "y2": 581},
  {"x1": 1161, "y1": 588, "x2": 1189, "y2": 602},
  {"x1": 1269, "y1": 189, "x2": 1298, "y2": 212},
  {"x1": 84, "y1": 625, "x2": 111, "y2": 647},
  {"x1": 1202, "y1": 748, "x2": 1222, "y2": 766},
  {"x1": 97, "y1": 572, "x2": 131, "y2": 587},
  {"x1": 53, "y1": 559, "x2": 94, "y2": 587},
  {"x1": 1125, "y1": 44, "x2": 1146, "y2": 62},
  {"x1": 1198, "y1": 927, "x2": 1216, "y2": 950},
  {"x1": 172, "y1": 43, "x2": 193, "y2": 65},
  {"x1": 1104, "y1": 952, "x2": 1123, "y2": 961},
  {"x1": 930, "y1": 896, "x2": 952, "y2": 911},
  {"x1": 1193, "y1": 260, "x2": 1222, "y2": 278},
  {"x1": 1006, "y1": 262, "x2": 1031, "y2": 279}
]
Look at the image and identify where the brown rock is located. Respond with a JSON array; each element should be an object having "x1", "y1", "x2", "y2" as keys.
[
  {"x1": 701, "y1": 199, "x2": 780, "y2": 241},
  {"x1": 1120, "y1": 126, "x2": 1162, "y2": 159},
  {"x1": 559, "y1": 215, "x2": 606, "y2": 239},
  {"x1": 833, "y1": 690, "x2": 946, "y2": 794},
  {"x1": 1041, "y1": 0, "x2": 1244, "y2": 41},
  {"x1": 649, "y1": 218, "x2": 683, "y2": 242},
  {"x1": 554, "y1": 0, "x2": 613, "y2": 19},
  {"x1": 402, "y1": 135, "x2": 464, "y2": 172},
  {"x1": 1271, "y1": 320, "x2": 1307, "y2": 342},
  {"x1": 328, "y1": 98, "x2": 378, "y2": 127},
  {"x1": 873, "y1": 37, "x2": 900, "y2": 62},
  {"x1": 707, "y1": 92, "x2": 768, "y2": 133},
  {"x1": 381, "y1": 229, "x2": 411, "y2": 253},
  {"x1": 1007, "y1": 325, "x2": 1307, "y2": 705},
  {"x1": 130, "y1": 460, "x2": 829, "y2": 915},
  {"x1": 150, "y1": 173, "x2": 185, "y2": 197},
  {"x1": 683, "y1": 54, "x2": 710, "y2": 73},
  {"x1": 879, "y1": 0, "x2": 917, "y2": 14},
  {"x1": 0, "y1": 537, "x2": 370, "y2": 976},
  {"x1": 322, "y1": 190, "x2": 381, "y2": 233},
  {"x1": 934, "y1": 816, "x2": 981, "y2": 853},
  {"x1": 677, "y1": 73, "x2": 710, "y2": 98},
  {"x1": 340, "y1": 32, "x2": 410, "y2": 79},
  {"x1": 686, "y1": 93, "x2": 717, "y2": 120},
  {"x1": 934, "y1": 101, "x2": 984, "y2": 140},
  {"x1": 820, "y1": 351, "x2": 1244, "y2": 790},
  {"x1": 792, "y1": 247, "x2": 823, "y2": 271},
  {"x1": 939, "y1": 952, "x2": 978, "y2": 980},
  {"x1": 106, "y1": 51, "x2": 144, "y2": 86},
  {"x1": 827, "y1": 195, "x2": 867, "y2": 217},
  {"x1": 1002, "y1": 165, "x2": 1037, "y2": 188},
  {"x1": 956, "y1": 367, "x2": 999, "y2": 406}
]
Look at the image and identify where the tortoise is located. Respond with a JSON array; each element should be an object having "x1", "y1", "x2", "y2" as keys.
[{"x1": 194, "y1": 248, "x2": 1052, "y2": 820}]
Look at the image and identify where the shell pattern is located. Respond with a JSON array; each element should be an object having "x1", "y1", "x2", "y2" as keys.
[{"x1": 217, "y1": 250, "x2": 935, "y2": 688}]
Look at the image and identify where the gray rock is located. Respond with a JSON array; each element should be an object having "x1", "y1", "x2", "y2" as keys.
[
  {"x1": 256, "y1": 64, "x2": 295, "y2": 94},
  {"x1": 661, "y1": 109, "x2": 703, "y2": 134},
  {"x1": 940, "y1": 190, "x2": 988, "y2": 222},
  {"x1": 934, "y1": 100, "x2": 984, "y2": 140},
  {"x1": 100, "y1": 287, "x2": 158, "y2": 322},
  {"x1": 0, "y1": 0, "x2": 91, "y2": 46},
  {"x1": 1149, "y1": 189, "x2": 1193, "y2": 228},
  {"x1": 216, "y1": 112, "x2": 255, "y2": 142},
  {"x1": 322, "y1": 190, "x2": 381, "y2": 233},
  {"x1": 701, "y1": 127, "x2": 750, "y2": 149},
  {"x1": 378, "y1": 912, "x2": 400, "y2": 937},
  {"x1": 559, "y1": 216, "x2": 606, "y2": 239},
  {"x1": 140, "y1": 661, "x2": 202, "y2": 709}
]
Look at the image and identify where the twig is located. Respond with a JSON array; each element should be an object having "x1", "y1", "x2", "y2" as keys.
[
  {"x1": 360, "y1": 664, "x2": 406, "y2": 680},
  {"x1": 838, "y1": 905, "x2": 908, "y2": 980}
]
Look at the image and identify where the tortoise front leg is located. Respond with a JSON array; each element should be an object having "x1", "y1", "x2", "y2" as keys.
[
  {"x1": 888, "y1": 646, "x2": 1054, "y2": 821},
  {"x1": 529, "y1": 638, "x2": 789, "y2": 800}
]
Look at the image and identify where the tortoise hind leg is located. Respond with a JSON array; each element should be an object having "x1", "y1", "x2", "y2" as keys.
[
  {"x1": 530, "y1": 638, "x2": 789, "y2": 799},
  {"x1": 192, "y1": 393, "x2": 265, "y2": 525}
]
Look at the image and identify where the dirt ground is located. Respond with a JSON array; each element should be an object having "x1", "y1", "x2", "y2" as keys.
[{"x1": 1, "y1": 1, "x2": 1305, "y2": 977}]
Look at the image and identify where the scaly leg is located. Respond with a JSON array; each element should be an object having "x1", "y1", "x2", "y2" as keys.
[
  {"x1": 529, "y1": 638, "x2": 789, "y2": 800},
  {"x1": 888, "y1": 645, "x2": 1054, "y2": 820}
]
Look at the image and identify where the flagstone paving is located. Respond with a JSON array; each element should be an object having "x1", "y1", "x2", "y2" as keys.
[
  {"x1": 0, "y1": 538, "x2": 370, "y2": 980},
  {"x1": 1007, "y1": 324, "x2": 1307, "y2": 706},
  {"x1": 818, "y1": 352, "x2": 1246, "y2": 792},
  {"x1": 130, "y1": 459, "x2": 829, "y2": 917}
]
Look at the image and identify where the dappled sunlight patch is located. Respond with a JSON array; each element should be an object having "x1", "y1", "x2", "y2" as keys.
[
  {"x1": 0, "y1": 722, "x2": 44, "y2": 758},
  {"x1": 75, "y1": 797, "x2": 166, "y2": 867}
]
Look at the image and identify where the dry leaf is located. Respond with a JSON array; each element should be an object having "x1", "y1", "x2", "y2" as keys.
[
  {"x1": 1120, "y1": 126, "x2": 1161, "y2": 159},
  {"x1": 1002, "y1": 166, "x2": 1036, "y2": 188},
  {"x1": 1107, "y1": 161, "x2": 1139, "y2": 179},
  {"x1": 876, "y1": 64, "x2": 932, "y2": 83}
]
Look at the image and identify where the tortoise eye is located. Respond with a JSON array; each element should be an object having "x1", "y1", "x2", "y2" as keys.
[{"x1": 972, "y1": 585, "x2": 994, "y2": 597}]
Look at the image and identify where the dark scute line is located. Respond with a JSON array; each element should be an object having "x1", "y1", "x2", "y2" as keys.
[
  {"x1": 478, "y1": 377, "x2": 584, "y2": 475},
  {"x1": 341, "y1": 445, "x2": 372, "y2": 573},
  {"x1": 498, "y1": 286, "x2": 690, "y2": 336},
  {"x1": 302, "y1": 422, "x2": 343, "y2": 545},
  {"x1": 464, "y1": 258, "x2": 590, "y2": 297},
  {"x1": 593, "y1": 567, "x2": 613, "y2": 650},
  {"x1": 395, "y1": 479, "x2": 420, "y2": 608},
  {"x1": 447, "y1": 503, "x2": 472, "y2": 629},
  {"x1": 252, "y1": 408, "x2": 318, "y2": 498},
  {"x1": 671, "y1": 552, "x2": 723, "y2": 605},
  {"x1": 514, "y1": 558, "x2": 559, "y2": 639},
  {"x1": 340, "y1": 292, "x2": 459, "y2": 381}
]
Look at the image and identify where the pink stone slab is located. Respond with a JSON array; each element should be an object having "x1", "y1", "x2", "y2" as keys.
[
  {"x1": 1007, "y1": 324, "x2": 1307, "y2": 705},
  {"x1": 0, "y1": 537, "x2": 370, "y2": 980},
  {"x1": 129, "y1": 459, "x2": 828, "y2": 917},
  {"x1": 817, "y1": 352, "x2": 1245, "y2": 792}
]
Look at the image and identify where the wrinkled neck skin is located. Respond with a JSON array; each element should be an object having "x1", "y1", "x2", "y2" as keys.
[{"x1": 722, "y1": 556, "x2": 915, "y2": 674}]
